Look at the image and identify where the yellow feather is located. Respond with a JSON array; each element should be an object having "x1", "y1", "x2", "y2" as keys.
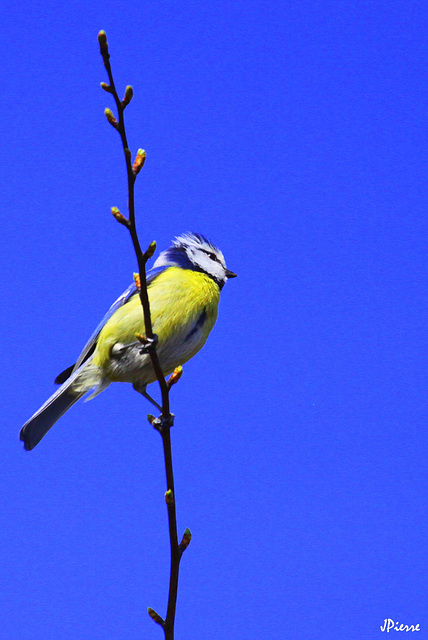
[{"x1": 92, "y1": 267, "x2": 220, "y2": 381}]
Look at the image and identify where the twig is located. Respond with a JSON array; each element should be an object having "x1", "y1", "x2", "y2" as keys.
[{"x1": 98, "y1": 30, "x2": 190, "y2": 640}]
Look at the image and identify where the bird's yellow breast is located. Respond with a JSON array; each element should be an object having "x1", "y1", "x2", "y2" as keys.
[{"x1": 92, "y1": 267, "x2": 220, "y2": 380}]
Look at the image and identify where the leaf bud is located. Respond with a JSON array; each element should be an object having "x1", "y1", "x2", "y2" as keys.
[
  {"x1": 97, "y1": 31, "x2": 109, "y2": 59},
  {"x1": 144, "y1": 240, "x2": 157, "y2": 261},
  {"x1": 100, "y1": 82, "x2": 111, "y2": 93},
  {"x1": 180, "y1": 528, "x2": 192, "y2": 551},
  {"x1": 133, "y1": 272, "x2": 141, "y2": 289},
  {"x1": 98, "y1": 30, "x2": 107, "y2": 46},
  {"x1": 147, "y1": 608, "x2": 164, "y2": 625},
  {"x1": 122, "y1": 85, "x2": 134, "y2": 107},
  {"x1": 165, "y1": 489, "x2": 174, "y2": 505},
  {"x1": 104, "y1": 108, "x2": 118, "y2": 128},
  {"x1": 132, "y1": 148, "x2": 146, "y2": 175},
  {"x1": 111, "y1": 206, "x2": 128, "y2": 226},
  {"x1": 167, "y1": 366, "x2": 183, "y2": 390}
]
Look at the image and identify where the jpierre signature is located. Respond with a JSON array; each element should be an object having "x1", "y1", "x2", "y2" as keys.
[{"x1": 380, "y1": 619, "x2": 420, "y2": 633}]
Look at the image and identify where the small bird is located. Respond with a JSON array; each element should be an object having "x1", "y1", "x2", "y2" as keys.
[{"x1": 20, "y1": 232, "x2": 236, "y2": 450}]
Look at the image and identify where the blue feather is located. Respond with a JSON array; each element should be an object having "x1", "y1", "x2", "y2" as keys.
[{"x1": 160, "y1": 246, "x2": 194, "y2": 270}]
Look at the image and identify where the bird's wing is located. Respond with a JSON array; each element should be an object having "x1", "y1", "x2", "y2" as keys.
[{"x1": 54, "y1": 267, "x2": 166, "y2": 384}]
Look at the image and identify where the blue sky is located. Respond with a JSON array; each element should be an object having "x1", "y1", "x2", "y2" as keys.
[{"x1": 1, "y1": 1, "x2": 427, "y2": 638}]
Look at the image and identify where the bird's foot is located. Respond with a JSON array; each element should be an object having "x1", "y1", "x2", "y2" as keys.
[{"x1": 136, "y1": 333, "x2": 158, "y2": 354}]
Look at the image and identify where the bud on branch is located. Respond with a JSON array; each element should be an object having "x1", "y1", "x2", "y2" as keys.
[
  {"x1": 167, "y1": 366, "x2": 183, "y2": 390},
  {"x1": 111, "y1": 206, "x2": 128, "y2": 226},
  {"x1": 179, "y1": 528, "x2": 192, "y2": 552},
  {"x1": 147, "y1": 608, "x2": 164, "y2": 626},
  {"x1": 132, "y1": 148, "x2": 146, "y2": 175},
  {"x1": 144, "y1": 240, "x2": 157, "y2": 261},
  {"x1": 122, "y1": 85, "x2": 134, "y2": 107},
  {"x1": 104, "y1": 108, "x2": 118, "y2": 128},
  {"x1": 98, "y1": 30, "x2": 107, "y2": 46},
  {"x1": 98, "y1": 30, "x2": 109, "y2": 61},
  {"x1": 98, "y1": 30, "x2": 107, "y2": 48},
  {"x1": 165, "y1": 489, "x2": 174, "y2": 505}
]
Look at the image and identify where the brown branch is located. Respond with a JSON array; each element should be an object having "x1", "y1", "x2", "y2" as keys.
[{"x1": 97, "y1": 30, "x2": 190, "y2": 640}]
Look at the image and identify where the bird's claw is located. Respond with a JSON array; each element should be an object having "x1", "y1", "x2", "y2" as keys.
[{"x1": 138, "y1": 333, "x2": 158, "y2": 354}]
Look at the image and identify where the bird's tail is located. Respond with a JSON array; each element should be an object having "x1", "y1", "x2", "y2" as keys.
[{"x1": 20, "y1": 358, "x2": 106, "y2": 451}]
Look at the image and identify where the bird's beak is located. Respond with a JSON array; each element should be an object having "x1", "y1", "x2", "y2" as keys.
[{"x1": 225, "y1": 269, "x2": 237, "y2": 279}]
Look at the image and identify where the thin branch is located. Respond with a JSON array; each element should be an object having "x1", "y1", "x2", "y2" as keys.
[
  {"x1": 98, "y1": 31, "x2": 169, "y2": 416},
  {"x1": 97, "y1": 31, "x2": 190, "y2": 640}
]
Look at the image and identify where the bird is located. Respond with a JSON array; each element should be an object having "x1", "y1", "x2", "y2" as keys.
[{"x1": 20, "y1": 232, "x2": 236, "y2": 450}]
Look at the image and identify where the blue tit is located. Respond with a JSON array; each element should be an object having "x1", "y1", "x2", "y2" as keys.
[{"x1": 20, "y1": 232, "x2": 236, "y2": 450}]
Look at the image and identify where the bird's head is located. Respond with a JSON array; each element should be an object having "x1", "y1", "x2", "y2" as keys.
[{"x1": 153, "y1": 232, "x2": 237, "y2": 289}]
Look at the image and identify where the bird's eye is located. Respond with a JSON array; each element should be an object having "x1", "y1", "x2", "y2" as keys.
[{"x1": 201, "y1": 248, "x2": 221, "y2": 263}]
